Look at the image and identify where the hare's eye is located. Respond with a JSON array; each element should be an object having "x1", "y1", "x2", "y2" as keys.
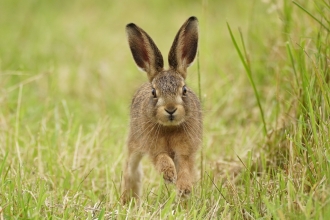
[
  {"x1": 152, "y1": 88, "x2": 157, "y2": 98},
  {"x1": 182, "y1": 86, "x2": 187, "y2": 96}
]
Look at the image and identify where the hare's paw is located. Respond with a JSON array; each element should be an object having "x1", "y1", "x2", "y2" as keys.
[
  {"x1": 176, "y1": 180, "x2": 192, "y2": 198},
  {"x1": 162, "y1": 165, "x2": 177, "y2": 184}
]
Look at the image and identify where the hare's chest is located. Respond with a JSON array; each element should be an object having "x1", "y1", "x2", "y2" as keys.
[
  {"x1": 165, "y1": 131, "x2": 196, "y2": 154},
  {"x1": 142, "y1": 126, "x2": 197, "y2": 155}
]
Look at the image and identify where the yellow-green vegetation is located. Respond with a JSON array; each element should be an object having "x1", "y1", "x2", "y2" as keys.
[{"x1": 0, "y1": 0, "x2": 329, "y2": 219}]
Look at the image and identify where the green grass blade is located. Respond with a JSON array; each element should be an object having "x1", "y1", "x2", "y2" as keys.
[
  {"x1": 197, "y1": 51, "x2": 204, "y2": 183},
  {"x1": 293, "y1": 1, "x2": 330, "y2": 32},
  {"x1": 0, "y1": 152, "x2": 9, "y2": 177},
  {"x1": 197, "y1": 51, "x2": 202, "y2": 101},
  {"x1": 306, "y1": 89, "x2": 319, "y2": 146},
  {"x1": 286, "y1": 43, "x2": 299, "y2": 90},
  {"x1": 227, "y1": 22, "x2": 267, "y2": 135}
]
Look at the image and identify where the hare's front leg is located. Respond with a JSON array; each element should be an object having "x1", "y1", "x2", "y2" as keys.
[
  {"x1": 121, "y1": 152, "x2": 143, "y2": 204},
  {"x1": 175, "y1": 155, "x2": 195, "y2": 198},
  {"x1": 153, "y1": 153, "x2": 177, "y2": 183}
]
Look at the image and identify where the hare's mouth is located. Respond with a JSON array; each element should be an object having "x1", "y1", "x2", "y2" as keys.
[{"x1": 158, "y1": 115, "x2": 184, "y2": 126}]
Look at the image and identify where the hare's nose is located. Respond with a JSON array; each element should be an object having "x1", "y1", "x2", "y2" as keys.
[{"x1": 165, "y1": 108, "x2": 177, "y2": 115}]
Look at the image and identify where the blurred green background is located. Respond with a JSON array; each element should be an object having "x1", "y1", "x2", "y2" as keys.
[{"x1": 0, "y1": 0, "x2": 283, "y2": 157}]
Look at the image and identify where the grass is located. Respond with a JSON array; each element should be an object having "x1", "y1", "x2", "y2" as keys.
[{"x1": 0, "y1": 0, "x2": 329, "y2": 219}]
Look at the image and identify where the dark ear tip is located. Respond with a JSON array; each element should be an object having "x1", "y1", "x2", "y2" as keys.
[
  {"x1": 188, "y1": 16, "x2": 198, "y2": 22},
  {"x1": 126, "y1": 23, "x2": 137, "y2": 29}
]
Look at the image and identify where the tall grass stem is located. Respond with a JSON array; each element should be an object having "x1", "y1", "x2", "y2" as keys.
[
  {"x1": 197, "y1": 51, "x2": 204, "y2": 183},
  {"x1": 227, "y1": 22, "x2": 267, "y2": 135}
]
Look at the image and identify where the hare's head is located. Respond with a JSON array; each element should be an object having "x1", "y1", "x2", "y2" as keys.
[{"x1": 126, "y1": 17, "x2": 199, "y2": 126}]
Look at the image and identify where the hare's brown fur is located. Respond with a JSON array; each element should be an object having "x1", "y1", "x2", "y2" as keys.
[{"x1": 122, "y1": 17, "x2": 202, "y2": 204}]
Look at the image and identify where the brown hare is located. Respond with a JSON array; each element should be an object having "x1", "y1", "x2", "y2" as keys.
[{"x1": 122, "y1": 16, "x2": 202, "y2": 204}]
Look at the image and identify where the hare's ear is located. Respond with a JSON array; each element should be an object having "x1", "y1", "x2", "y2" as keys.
[
  {"x1": 168, "y1": 16, "x2": 198, "y2": 79},
  {"x1": 126, "y1": 23, "x2": 164, "y2": 81}
]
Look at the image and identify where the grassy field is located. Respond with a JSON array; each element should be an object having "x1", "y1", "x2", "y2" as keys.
[{"x1": 0, "y1": 0, "x2": 329, "y2": 219}]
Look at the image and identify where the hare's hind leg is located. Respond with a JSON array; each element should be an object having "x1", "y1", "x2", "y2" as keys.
[{"x1": 121, "y1": 151, "x2": 143, "y2": 204}]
